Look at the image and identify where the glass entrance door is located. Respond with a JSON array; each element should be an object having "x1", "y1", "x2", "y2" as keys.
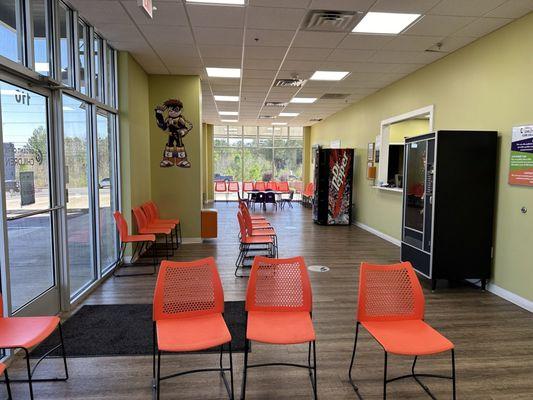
[{"x1": 0, "y1": 80, "x2": 60, "y2": 316}]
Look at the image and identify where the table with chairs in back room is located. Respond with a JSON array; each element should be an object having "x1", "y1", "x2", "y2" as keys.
[{"x1": 214, "y1": 180, "x2": 296, "y2": 211}]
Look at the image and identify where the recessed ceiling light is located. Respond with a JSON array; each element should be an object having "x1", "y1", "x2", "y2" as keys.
[
  {"x1": 310, "y1": 71, "x2": 349, "y2": 81},
  {"x1": 352, "y1": 12, "x2": 421, "y2": 34},
  {"x1": 219, "y1": 111, "x2": 238, "y2": 116},
  {"x1": 187, "y1": 0, "x2": 246, "y2": 5},
  {"x1": 221, "y1": 119, "x2": 238, "y2": 122},
  {"x1": 272, "y1": 122, "x2": 287, "y2": 126},
  {"x1": 206, "y1": 67, "x2": 241, "y2": 78},
  {"x1": 214, "y1": 95, "x2": 239, "y2": 102},
  {"x1": 279, "y1": 112, "x2": 300, "y2": 117},
  {"x1": 290, "y1": 97, "x2": 317, "y2": 104}
]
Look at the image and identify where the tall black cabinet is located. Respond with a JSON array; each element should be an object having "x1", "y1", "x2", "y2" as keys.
[{"x1": 401, "y1": 130, "x2": 498, "y2": 290}]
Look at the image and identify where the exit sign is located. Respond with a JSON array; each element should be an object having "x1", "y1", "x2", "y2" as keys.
[{"x1": 138, "y1": 0, "x2": 153, "y2": 18}]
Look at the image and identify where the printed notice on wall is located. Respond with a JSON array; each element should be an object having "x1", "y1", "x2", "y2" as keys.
[{"x1": 509, "y1": 125, "x2": 533, "y2": 186}]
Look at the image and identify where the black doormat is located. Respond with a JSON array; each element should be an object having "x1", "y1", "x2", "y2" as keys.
[{"x1": 31, "y1": 301, "x2": 247, "y2": 358}]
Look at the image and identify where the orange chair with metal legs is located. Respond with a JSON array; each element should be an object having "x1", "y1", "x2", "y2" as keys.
[
  {"x1": 241, "y1": 209, "x2": 277, "y2": 253},
  {"x1": 0, "y1": 296, "x2": 68, "y2": 400},
  {"x1": 132, "y1": 207, "x2": 173, "y2": 259},
  {"x1": 153, "y1": 258, "x2": 234, "y2": 400},
  {"x1": 254, "y1": 181, "x2": 265, "y2": 191},
  {"x1": 348, "y1": 262, "x2": 456, "y2": 400},
  {"x1": 113, "y1": 211, "x2": 157, "y2": 276},
  {"x1": 0, "y1": 363, "x2": 12, "y2": 400},
  {"x1": 215, "y1": 181, "x2": 228, "y2": 202},
  {"x1": 235, "y1": 213, "x2": 274, "y2": 277},
  {"x1": 241, "y1": 256, "x2": 317, "y2": 400},
  {"x1": 141, "y1": 202, "x2": 179, "y2": 250},
  {"x1": 238, "y1": 200, "x2": 268, "y2": 223},
  {"x1": 146, "y1": 201, "x2": 182, "y2": 245}
]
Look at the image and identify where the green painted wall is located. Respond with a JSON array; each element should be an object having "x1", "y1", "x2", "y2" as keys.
[
  {"x1": 310, "y1": 13, "x2": 533, "y2": 301},
  {"x1": 204, "y1": 123, "x2": 214, "y2": 201},
  {"x1": 118, "y1": 52, "x2": 151, "y2": 232},
  {"x1": 389, "y1": 119, "x2": 430, "y2": 143},
  {"x1": 148, "y1": 75, "x2": 203, "y2": 238}
]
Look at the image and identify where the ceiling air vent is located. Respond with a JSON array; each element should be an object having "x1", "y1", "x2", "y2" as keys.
[
  {"x1": 274, "y1": 78, "x2": 306, "y2": 87},
  {"x1": 264, "y1": 101, "x2": 288, "y2": 107},
  {"x1": 303, "y1": 10, "x2": 363, "y2": 32},
  {"x1": 320, "y1": 93, "x2": 350, "y2": 100},
  {"x1": 259, "y1": 115, "x2": 276, "y2": 119}
]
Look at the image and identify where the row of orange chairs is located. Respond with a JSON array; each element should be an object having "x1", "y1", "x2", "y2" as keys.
[
  {"x1": 235, "y1": 200, "x2": 278, "y2": 277},
  {"x1": 113, "y1": 201, "x2": 181, "y2": 276},
  {"x1": 152, "y1": 257, "x2": 456, "y2": 400},
  {"x1": 215, "y1": 180, "x2": 292, "y2": 193},
  {"x1": 302, "y1": 182, "x2": 314, "y2": 207}
]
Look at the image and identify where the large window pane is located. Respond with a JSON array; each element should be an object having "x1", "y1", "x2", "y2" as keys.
[
  {"x1": 0, "y1": 0, "x2": 23, "y2": 63},
  {"x1": 1, "y1": 82, "x2": 54, "y2": 311},
  {"x1": 96, "y1": 109, "x2": 117, "y2": 271},
  {"x1": 105, "y1": 45, "x2": 116, "y2": 106},
  {"x1": 63, "y1": 95, "x2": 94, "y2": 296},
  {"x1": 213, "y1": 147, "x2": 242, "y2": 182},
  {"x1": 31, "y1": 0, "x2": 50, "y2": 76},
  {"x1": 58, "y1": 3, "x2": 72, "y2": 86},
  {"x1": 77, "y1": 19, "x2": 88, "y2": 95},
  {"x1": 93, "y1": 35, "x2": 102, "y2": 101},
  {"x1": 244, "y1": 147, "x2": 272, "y2": 182}
]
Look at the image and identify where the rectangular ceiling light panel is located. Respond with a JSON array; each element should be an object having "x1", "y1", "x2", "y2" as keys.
[
  {"x1": 279, "y1": 112, "x2": 300, "y2": 117},
  {"x1": 290, "y1": 97, "x2": 317, "y2": 104},
  {"x1": 219, "y1": 111, "x2": 239, "y2": 116},
  {"x1": 352, "y1": 12, "x2": 420, "y2": 34},
  {"x1": 187, "y1": 0, "x2": 246, "y2": 5},
  {"x1": 206, "y1": 67, "x2": 241, "y2": 78},
  {"x1": 214, "y1": 95, "x2": 239, "y2": 102},
  {"x1": 310, "y1": 71, "x2": 349, "y2": 81},
  {"x1": 221, "y1": 119, "x2": 239, "y2": 122}
]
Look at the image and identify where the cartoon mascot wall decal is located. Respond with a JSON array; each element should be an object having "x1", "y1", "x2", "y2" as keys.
[{"x1": 154, "y1": 99, "x2": 193, "y2": 168}]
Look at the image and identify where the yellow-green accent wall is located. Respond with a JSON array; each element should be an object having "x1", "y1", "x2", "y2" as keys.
[
  {"x1": 389, "y1": 119, "x2": 430, "y2": 143},
  {"x1": 148, "y1": 75, "x2": 203, "y2": 239},
  {"x1": 310, "y1": 13, "x2": 533, "y2": 301},
  {"x1": 203, "y1": 123, "x2": 214, "y2": 201},
  {"x1": 118, "y1": 52, "x2": 151, "y2": 232}
]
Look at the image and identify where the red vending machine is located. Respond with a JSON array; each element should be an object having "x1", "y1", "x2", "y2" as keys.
[{"x1": 312, "y1": 148, "x2": 354, "y2": 225}]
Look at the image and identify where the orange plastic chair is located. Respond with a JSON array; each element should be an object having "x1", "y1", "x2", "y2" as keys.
[
  {"x1": 153, "y1": 257, "x2": 234, "y2": 400},
  {"x1": 348, "y1": 262, "x2": 456, "y2": 399},
  {"x1": 254, "y1": 181, "x2": 265, "y2": 191},
  {"x1": 0, "y1": 363, "x2": 11, "y2": 399},
  {"x1": 0, "y1": 296, "x2": 68, "y2": 400},
  {"x1": 113, "y1": 211, "x2": 157, "y2": 276},
  {"x1": 277, "y1": 181, "x2": 290, "y2": 193},
  {"x1": 235, "y1": 213, "x2": 274, "y2": 277},
  {"x1": 238, "y1": 200, "x2": 267, "y2": 221},
  {"x1": 240, "y1": 203, "x2": 271, "y2": 228},
  {"x1": 141, "y1": 202, "x2": 179, "y2": 250},
  {"x1": 265, "y1": 181, "x2": 276, "y2": 191},
  {"x1": 228, "y1": 181, "x2": 239, "y2": 193},
  {"x1": 241, "y1": 210, "x2": 277, "y2": 251},
  {"x1": 215, "y1": 181, "x2": 229, "y2": 202},
  {"x1": 241, "y1": 256, "x2": 317, "y2": 399},
  {"x1": 146, "y1": 201, "x2": 181, "y2": 245},
  {"x1": 132, "y1": 207, "x2": 173, "y2": 259}
]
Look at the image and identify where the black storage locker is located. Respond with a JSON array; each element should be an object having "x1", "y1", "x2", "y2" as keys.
[
  {"x1": 401, "y1": 130, "x2": 498, "y2": 290},
  {"x1": 313, "y1": 148, "x2": 354, "y2": 225}
]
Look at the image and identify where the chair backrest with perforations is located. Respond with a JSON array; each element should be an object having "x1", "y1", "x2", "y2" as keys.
[
  {"x1": 246, "y1": 256, "x2": 312, "y2": 313},
  {"x1": 357, "y1": 262, "x2": 425, "y2": 322},
  {"x1": 215, "y1": 181, "x2": 227, "y2": 192},
  {"x1": 113, "y1": 211, "x2": 128, "y2": 242},
  {"x1": 243, "y1": 181, "x2": 254, "y2": 192},
  {"x1": 228, "y1": 181, "x2": 239, "y2": 192},
  {"x1": 153, "y1": 257, "x2": 224, "y2": 321},
  {"x1": 132, "y1": 207, "x2": 149, "y2": 231}
]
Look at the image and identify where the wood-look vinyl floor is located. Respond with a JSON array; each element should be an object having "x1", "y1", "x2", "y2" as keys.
[{"x1": 7, "y1": 202, "x2": 533, "y2": 399}]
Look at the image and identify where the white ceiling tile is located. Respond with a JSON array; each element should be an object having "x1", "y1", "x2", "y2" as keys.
[
  {"x1": 95, "y1": 23, "x2": 144, "y2": 42},
  {"x1": 249, "y1": 0, "x2": 310, "y2": 8},
  {"x1": 168, "y1": 66, "x2": 204, "y2": 75},
  {"x1": 194, "y1": 28, "x2": 243, "y2": 45},
  {"x1": 245, "y1": 46, "x2": 288, "y2": 59},
  {"x1": 382, "y1": 35, "x2": 443, "y2": 51},
  {"x1": 70, "y1": 1, "x2": 131, "y2": 25},
  {"x1": 247, "y1": 7, "x2": 307, "y2": 30},
  {"x1": 151, "y1": 45, "x2": 197, "y2": 59},
  {"x1": 452, "y1": 17, "x2": 513, "y2": 37},
  {"x1": 327, "y1": 48, "x2": 375, "y2": 62},
  {"x1": 386, "y1": 63, "x2": 425, "y2": 74},
  {"x1": 308, "y1": 0, "x2": 375, "y2": 11},
  {"x1": 243, "y1": 69, "x2": 278, "y2": 79},
  {"x1": 187, "y1": 4, "x2": 245, "y2": 28},
  {"x1": 486, "y1": 0, "x2": 533, "y2": 18},
  {"x1": 244, "y1": 58, "x2": 281, "y2": 70},
  {"x1": 292, "y1": 31, "x2": 347, "y2": 48},
  {"x1": 432, "y1": 36, "x2": 477, "y2": 53},
  {"x1": 280, "y1": 60, "x2": 319, "y2": 71},
  {"x1": 246, "y1": 30, "x2": 295, "y2": 48},
  {"x1": 202, "y1": 58, "x2": 242, "y2": 68},
  {"x1": 404, "y1": 15, "x2": 475, "y2": 36},
  {"x1": 199, "y1": 45, "x2": 242, "y2": 58},
  {"x1": 122, "y1": 1, "x2": 188, "y2": 26},
  {"x1": 286, "y1": 47, "x2": 332, "y2": 61},
  {"x1": 370, "y1": 0, "x2": 441, "y2": 13},
  {"x1": 242, "y1": 77, "x2": 273, "y2": 86},
  {"x1": 428, "y1": 0, "x2": 507, "y2": 17},
  {"x1": 338, "y1": 34, "x2": 394, "y2": 50},
  {"x1": 142, "y1": 25, "x2": 193, "y2": 45},
  {"x1": 370, "y1": 50, "x2": 443, "y2": 64}
]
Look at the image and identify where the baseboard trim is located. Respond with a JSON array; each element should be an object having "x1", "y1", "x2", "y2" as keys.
[
  {"x1": 354, "y1": 221, "x2": 401, "y2": 247},
  {"x1": 181, "y1": 237, "x2": 202, "y2": 244},
  {"x1": 467, "y1": 279, "x2": 533, "y2": 313}
]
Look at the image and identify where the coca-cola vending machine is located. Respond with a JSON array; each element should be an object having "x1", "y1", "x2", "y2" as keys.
[{"x1": 313, "y1": 148, "x2": 354, "y2": 225}]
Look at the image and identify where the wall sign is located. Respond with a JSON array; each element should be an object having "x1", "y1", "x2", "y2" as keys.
[
  {"x1": 137, "y1": 0, "x2": 153, "y2": 18},
  {"x1": 154, "y1": 99, "x2": 193, "y2": 168},
  {"x1": 509, "y1": 125, "x2": 533, "y2": 186}
]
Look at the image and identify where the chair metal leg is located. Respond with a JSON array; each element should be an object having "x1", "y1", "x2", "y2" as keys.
[
  {"x1": 156, "y1": 351, "x2": 161, "y2": 400},
  {"x1": 229, "y1": 341, "x2": 235, "y2": 400},
  {"x1": 383, "y1": 351, "x2": 388, "y2": 400},
  {"x1": 58, "y1": 323, "x2": 69, "y2": 380},
  {"x1": 312, "y1": 340, "x2": 318, "y2": 400},
  {"x1": 4, "y1": 369, "x2": 12, "y2": 400},
  {"x1": 451, "y1": 349, "x2": 456, "y2": 400},
  {"x1": 152, "y1": 323, "x2": 157, "y2": 386},
  {"x1": 24, "y1": 349, "x2": 34, "y2": 400},
  {"x1": 240, "y1": 339, "x2": 249, "y2": 400},
  {"x1": 348, "y1": 322, "x2": 362, "y2": 397}
]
